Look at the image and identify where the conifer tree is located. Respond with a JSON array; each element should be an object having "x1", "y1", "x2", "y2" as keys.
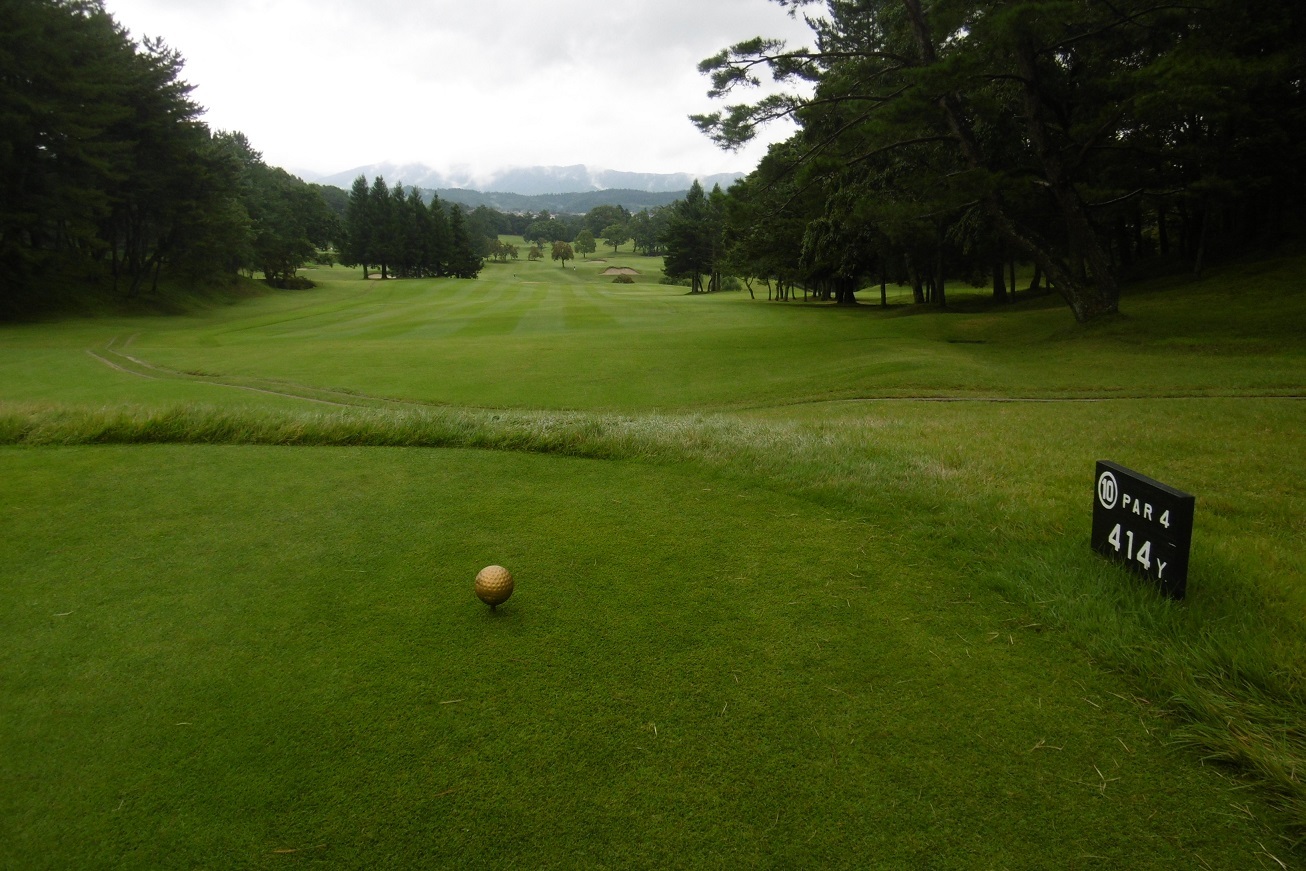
[
  {"x1": 427, "y1": 195, "x2": 452, "y2": 276},
  {"x1": 1, "y1": 0, "x2": 251, "y2": 305},
  {"x1": 694, "y1": 0, "x2": 1305, "y2": 321},
  {"x1": 340, "y1": 175, "x2": 373, "y2": 278},
  {"x1": 662, "y1": 181, "x2": 714, "y2": 293},
  {"x1": 368, "y1": 176, "x2": 393, "y2": 279},
  {"x1": 445, "y1": 206, "x2": 483, "y2": 279}
]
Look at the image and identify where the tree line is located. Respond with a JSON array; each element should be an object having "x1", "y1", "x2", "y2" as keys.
[
  {"x1": 332, "y1": 188, "x2": 685, "y2": 276},
  {"x1": 516, "y1": 205, "x2": 671, "y2": 258},
  {"x1": 340, "y1": 176, "x2": 482, "y2": 280},
  {"x1": 0, "y1": 0, "x2": 351, "y2": 314},
  {"x1": 0, "y1": 0, "x2": 756, "y2": 314},
  {"x1": 682, "y1": 0, "x2": 1305, "y2": 322}
]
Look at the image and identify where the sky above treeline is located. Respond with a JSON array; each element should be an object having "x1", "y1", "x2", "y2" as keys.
[{"x1": 101, "y1": 0, "x2": 817, "y2": 181}]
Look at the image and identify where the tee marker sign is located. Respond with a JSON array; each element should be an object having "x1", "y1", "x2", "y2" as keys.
[{"x1": 1091, "y1": 461, "x2": 1194, "y2": 599}]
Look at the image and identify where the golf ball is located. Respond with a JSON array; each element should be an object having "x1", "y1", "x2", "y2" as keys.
[{"x1": 475, "y1": 565, "x2": 514, "y2": 607}]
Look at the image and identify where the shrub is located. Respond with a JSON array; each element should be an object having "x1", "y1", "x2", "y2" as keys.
[{"x1": 265, "y1": 276, "x2": 315, "y2": 290}]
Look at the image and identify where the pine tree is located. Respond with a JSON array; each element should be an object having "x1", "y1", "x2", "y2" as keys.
[
  {"x1": 445, "y1": 206, "x2": 482, "y2": 279},
  {"x1": 0, "y1": 0, "x2": 251, "y2": 306},
  {"x1": 692, "y1": 0, "x2": 1305, "y2": 321},
  {"x1": 405, "y1": 189, "x2": 432, "y2": 278},
  {"x1": 340, "y1": 175, "x2": 372, "y2": 278},
  {"x1": 368, "y1": 176, "x2": 392, "y2": 279},
  {"x1": 427, "y1": 195, "x2": 452, "y2": 276},
  {"x1": 662, "y1": 181, "x2": 713, "y2": 293}
]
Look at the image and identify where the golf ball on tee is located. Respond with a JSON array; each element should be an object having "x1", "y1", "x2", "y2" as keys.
[{"x1": 475, "y1": 565, "x2": 514, "y2": 608}]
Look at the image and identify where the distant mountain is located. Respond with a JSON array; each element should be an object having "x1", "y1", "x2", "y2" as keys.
[
  {"x1": 305, "y1": 162, "x2": 744, "y2": 197},
  {"x1": 427, "y1": 188, "x2": 688, "y2": 214}
]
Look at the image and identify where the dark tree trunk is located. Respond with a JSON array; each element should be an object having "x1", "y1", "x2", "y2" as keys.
[
  {"x1": 992, "y1": 260, "x2": 1008, "y2": 303},
  {"x1": 1178, "y1": 201, "x2": 1193, "y2": 258},
  {"x1": 907, "y1": 255, "x2": 925, "y2": 303},
  {"x1": 1193, "y1": 198, "x2": 1213, "y2": 280},
  {"x1": 1131, "y1": 206, "x2": 1145, "y2": 262}
]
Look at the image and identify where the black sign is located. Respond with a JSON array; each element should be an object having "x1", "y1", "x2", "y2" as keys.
[{"x1": 1091, "y1": 461, "x2": 1195, "y2": 599}]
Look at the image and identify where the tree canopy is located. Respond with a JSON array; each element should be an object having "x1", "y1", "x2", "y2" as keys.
[
  {"x1": 661, "y1": 181, "x2": 723, "y2": 293},
  {"x1": 574, "y1": 229, "x2": 597, "y2": 259},
  {"x1": 551, "y1": 240, "x2": 575, "y2": 268},
  {"x1": 0, "y1": 0, "x2": 341, "y2": 313},
  {"x1": 338, "y1": 177, "x2": 483, "y2": 280},
  {"x1": 693, "y1": 0, "x2": 1306, "y2": 321},
  {"x1": 601, "y1": 222, "x2": 631, "y2": 254}
]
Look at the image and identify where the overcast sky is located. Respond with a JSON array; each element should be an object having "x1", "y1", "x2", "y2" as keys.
[{"x1": 101, "y1": 0, "x2": 816, "y2": 180}]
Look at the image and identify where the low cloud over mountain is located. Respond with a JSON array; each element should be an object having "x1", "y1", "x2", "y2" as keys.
[{"x1": 303, "y1": 163, "x2": 744, "y2": 196}]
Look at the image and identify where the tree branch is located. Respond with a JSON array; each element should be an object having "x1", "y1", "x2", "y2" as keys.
[{"x1": 1042, "y1": 4, "x2": 1206, "y2": 55}]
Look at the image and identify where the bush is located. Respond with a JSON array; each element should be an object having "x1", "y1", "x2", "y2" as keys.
[
  {"x1": 265, "y1": 276, "x2": 315, "y2": 290},
  {"x1": 613, "y1": 274, "x2": 635, "y2": 284}
]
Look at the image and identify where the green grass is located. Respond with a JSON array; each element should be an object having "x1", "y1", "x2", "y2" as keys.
[
  {"x1": 1, "y1": 251, "x2": 1303, "y2": 868},
  {"x1": 6, "y1": 251, "x2": 1299, "y2": 415}
]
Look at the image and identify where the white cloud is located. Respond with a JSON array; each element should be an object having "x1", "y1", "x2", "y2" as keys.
[{"x1": 102, "y1": 0, "x2": 815, "y2": 177}]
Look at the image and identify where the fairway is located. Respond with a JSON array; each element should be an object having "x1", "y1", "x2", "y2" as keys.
[
  {"x1": 2, "y1": 251, "x2": 1304, "y2": 868},
  {"x1": 5, "y1": 252, "x2": 1302, "y2": 414}
]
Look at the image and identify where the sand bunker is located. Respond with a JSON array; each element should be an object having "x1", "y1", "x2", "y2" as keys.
[{"x1": 600, "y1": 267, "x2": 640, "y2": 275}]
